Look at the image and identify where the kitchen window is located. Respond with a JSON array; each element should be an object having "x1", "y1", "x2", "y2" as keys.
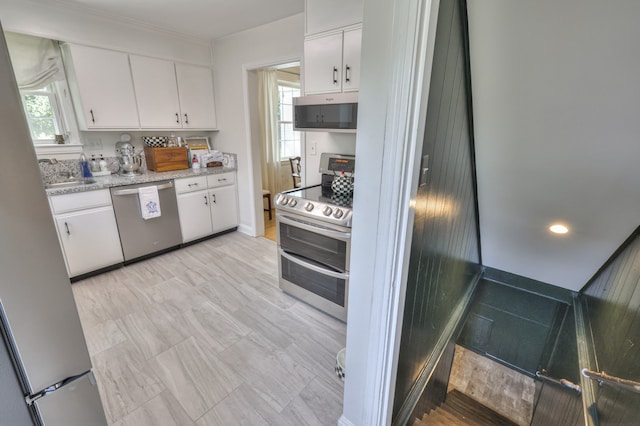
[
  {"x1": 5, "y1": 31, "x2": 81, "y2": 152},
  {"x1": 21, "y1": 85, "x2": 65, "y2": 144},
  {"x1": 278, "y1": 82, "x2": 301, "y2": 160}
]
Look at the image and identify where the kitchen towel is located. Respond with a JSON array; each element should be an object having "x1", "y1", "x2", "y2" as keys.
[{"x1": 138, "y1": 186, "x2": 161, "y2": 220}]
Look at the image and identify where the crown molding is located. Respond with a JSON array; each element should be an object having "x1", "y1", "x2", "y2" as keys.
[{"x1": 24, "y1": 0, "x2": 213, "y2": 46}]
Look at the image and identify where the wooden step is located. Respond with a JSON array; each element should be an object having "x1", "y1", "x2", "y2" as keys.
[{"x1": 418, "y1": 390, "x2": 518, "y2": 426}]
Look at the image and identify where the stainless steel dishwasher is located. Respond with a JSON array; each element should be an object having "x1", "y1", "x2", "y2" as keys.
[{"x1": 110, "y1": 180, "x2": 182, "y2": 262}]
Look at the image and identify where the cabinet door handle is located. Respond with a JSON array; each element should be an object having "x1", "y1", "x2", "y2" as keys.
[
  {"x1": 333, "y1": 67, "x2": 338, "y2": 85},
  {"x1": 212, "y1": 194, "x2": 217, "y2": 204},
  {"x1": 345, "y1": 65, "x2": 351, "y2": 83},
  {"x1": 204, "y1": 194, "x2": 208, "y2": 206},
  {"x1": 64, "y1": 222, "x2": 70, "y2": 235},
  {"x1": 90, "y1": 109, "x2": 95, "y2": 124},
  {"x1": 176, "y1": 113, "x2": 180, "y2": 124},
  {"x1": 184, "y1": 113, "x2": 189, "y2": 124}
]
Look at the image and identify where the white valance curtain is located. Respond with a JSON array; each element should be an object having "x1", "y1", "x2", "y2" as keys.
[
  {"x1": 5, "y1": 31, "x2": 65, "y2": 90},
  {"x1": 258, "y1": 69, "x2": 281, "y2": 197}
]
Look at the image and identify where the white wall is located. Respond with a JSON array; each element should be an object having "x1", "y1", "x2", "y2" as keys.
[
  {"x1": 469, "y1": 0, "x2": 640, "y2": 290},
  {"x1": 0, "y1": 0, "x2": 211, "y2": 65},
  {"x1": 211, "y1": 14, "x2": 304, "y2": 236},
  {"x1": 304, "y1": 133, "x2": 356, "y2": 185}
]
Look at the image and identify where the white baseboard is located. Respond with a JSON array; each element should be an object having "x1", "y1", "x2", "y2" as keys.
[
  {"x1": 236, "y1": 223, "x2": 255, "y2": 236},
  {"x1": 338, "y1": 415, "x2": 356, "y2": 426}
]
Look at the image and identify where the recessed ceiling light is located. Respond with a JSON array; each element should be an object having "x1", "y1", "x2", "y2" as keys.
[{"x1": 549, "y1": 224, "x2": 569, "y2": 234}]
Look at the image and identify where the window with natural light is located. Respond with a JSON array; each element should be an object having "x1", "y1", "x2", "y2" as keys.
[
  {"x1": 278, "y1": 83, "x2": 301, "y2": 160},
  {"x1": 21, "y1": 85, "x2": 64, "y2": 143}
]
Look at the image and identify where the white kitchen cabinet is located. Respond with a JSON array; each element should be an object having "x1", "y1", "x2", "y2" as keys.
[
  {"x1": 176, "y1": 63, "x2": 218, "y2": 129},
  {"x1": 175, "y1": 172, "x2": 237, "y2": 243},
  {"x1": 175, "y1": 176, "x2": 213, "y2": 242},
  {"x1": 49, "y1": 190, "x2": 123, "y2": 277},
  {"x1": 130, "y1": 55, "x2": 182, "y2": 129},
  {"x1": 207, "y1": 172, "x2": 238, "y2": 234},
  {"x1": 303, "y1": 27, "x2": 362, "y2": 95},
  {"x1": 130, "y1": 57, "x2": 217, "y2": 130},
  {"x1": 305, "y1": 0, "x2": 363, "y2": 35},
  {"x1": 209, "y1": 185, "x2": 238, "y2": 234},
  {"x1": 61, "y1": 44, "x2": 139, "y2": 129}
]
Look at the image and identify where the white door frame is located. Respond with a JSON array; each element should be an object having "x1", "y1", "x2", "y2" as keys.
[
  {"x1": 340, "y1": 0, "x2": 440, "y2": 424},
  {"x1": 241, "y1": 56, "x2": 302, "y2": 237}
]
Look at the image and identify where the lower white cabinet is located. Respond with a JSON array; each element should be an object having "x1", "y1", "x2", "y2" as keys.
[
  {"x1": 176, "y1": 172, "x2": 238, "y2": 243},
  {"x1": 209, "y1": 185, "x2": 238, "y2": 233},
  {"x1": 49, "y1": 190, "x2": 123, "y2": 277}
]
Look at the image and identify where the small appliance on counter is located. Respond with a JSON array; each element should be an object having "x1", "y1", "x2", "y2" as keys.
[{"x1": 115, "y1": 140, "x2": 142, "y2": 176}]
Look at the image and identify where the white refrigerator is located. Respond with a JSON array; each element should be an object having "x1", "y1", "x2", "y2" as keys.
[{"x1": 0, "y1": 23, "x2": 107, "y2": 425}]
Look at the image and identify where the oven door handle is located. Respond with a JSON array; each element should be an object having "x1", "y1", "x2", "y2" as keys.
[
  {"x1": 280, "y1": 249, "x2": 349, "y2": 279},
  {"x1": 277, "y1": 214, "x2": 351, "y2": 241}
]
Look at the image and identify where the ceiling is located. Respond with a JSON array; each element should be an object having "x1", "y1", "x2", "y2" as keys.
[
  {"x1": 468, "y1": 0, "x2": 640, "y2": 291},
  {"x1": 32, "y1": 0, "x2": 304, "y2": 40}
]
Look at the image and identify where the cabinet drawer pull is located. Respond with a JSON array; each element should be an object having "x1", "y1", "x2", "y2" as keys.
[
  {"x1": 332, "y1": 67, "x2": 338, "y2": 85},
  {"x1": 64, "y1": 222, "x2": 70, "y2": 235},
  {"x1": 188, "y1": 183, "x2": 199, "y2": 187}
]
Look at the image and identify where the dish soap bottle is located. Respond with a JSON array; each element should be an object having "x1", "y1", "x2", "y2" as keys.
[{"x1": 80, "y1": 153, "x2": 93, "y2": 178}]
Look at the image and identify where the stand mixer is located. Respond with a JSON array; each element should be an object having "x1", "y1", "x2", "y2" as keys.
[{"x1": 115, "y1": 141, "x2": 142, "y2": 176}]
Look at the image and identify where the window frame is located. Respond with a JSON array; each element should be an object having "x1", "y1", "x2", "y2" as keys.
[
  {"x1": 277, "y1": 80, "x2": 301, "y2": 161},
  {"x1": 20, "y1": 85, "x2": 66, "y2": 145}
]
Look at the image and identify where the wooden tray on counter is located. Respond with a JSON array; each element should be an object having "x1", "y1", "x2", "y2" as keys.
[{"x1": 144, "y1": 147, "x2": 189, "y2": 172}]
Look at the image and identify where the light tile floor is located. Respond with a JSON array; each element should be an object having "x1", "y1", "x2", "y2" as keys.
[{"x1": 71, "y1": 232, "x2": 346, "y2": 425}]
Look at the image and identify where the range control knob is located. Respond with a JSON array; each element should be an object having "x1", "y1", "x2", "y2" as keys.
[
  {"x1": 333, "y1": 208, "x2": 344, "y2": 219},
  {"x1": 322, "y1": 206, "x2": 333, "y2": 216},
  {"x1": 280, "y1": 197, "x2": 289, "y2": 206},
  {"x1": 289, "y1": 199, "x2": 297, "y2": 207},
  {"x1": 304, "y1": 202, "x2": 314, "y2": 212}
]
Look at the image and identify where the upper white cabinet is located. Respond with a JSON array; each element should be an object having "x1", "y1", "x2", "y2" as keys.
[
  {"x1": 175, "y1": 63, "x2": 217, "y2": 130},
  {"x1": 130, "y1": 57, "x2": 217, "y2": 130},
  {"x1": 305, "y1": 0, "x2": 363, "y2": 35},
  {"x1": 61, "y1": 44, "x2": 139, "y2": 130},
  {"x1": 130, "y1": 55, "x2": 181, "y2": 129},
  {"x1": 304, "y1": 27, "x2": 362, "y2": 95}
]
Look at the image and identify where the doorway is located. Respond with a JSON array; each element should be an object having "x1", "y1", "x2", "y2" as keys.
[{"x1": 246, "y1": 62, "x2": 302, "y2": 241}]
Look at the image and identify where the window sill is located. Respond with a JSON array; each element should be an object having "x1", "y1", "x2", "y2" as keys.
[{"x1": 35, "y1": 144, "x2": 84, "y2": 157}]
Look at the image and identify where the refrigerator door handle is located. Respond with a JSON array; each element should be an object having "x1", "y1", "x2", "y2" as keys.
[{"x1": 25, "y1": 370, "x2": 91, "y2": 406}]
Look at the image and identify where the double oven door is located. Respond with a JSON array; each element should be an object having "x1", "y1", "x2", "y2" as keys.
[{"x1": 277, "y1": 211, "x2": 350, "y2": 322}]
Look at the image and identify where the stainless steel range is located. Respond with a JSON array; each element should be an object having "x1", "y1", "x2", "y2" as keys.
[{"x1": 276, "y1": 153, "x2": 355, "y2": 322}]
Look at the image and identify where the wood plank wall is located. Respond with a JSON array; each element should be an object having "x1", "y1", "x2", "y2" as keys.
[
  {"x1": 582, "y1": 228, "x2": 640, "y2": 425},
  {"x1": 392, "y1": 0, "x2": 481, "y2": 418},
  {"x1": 530, "y1": 381, "x2": 583, "y2": 426}
]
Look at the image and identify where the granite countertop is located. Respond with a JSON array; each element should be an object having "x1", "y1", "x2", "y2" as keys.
[{"x1": 45, "y1": 166, "x2": 237, "y2": 196}]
